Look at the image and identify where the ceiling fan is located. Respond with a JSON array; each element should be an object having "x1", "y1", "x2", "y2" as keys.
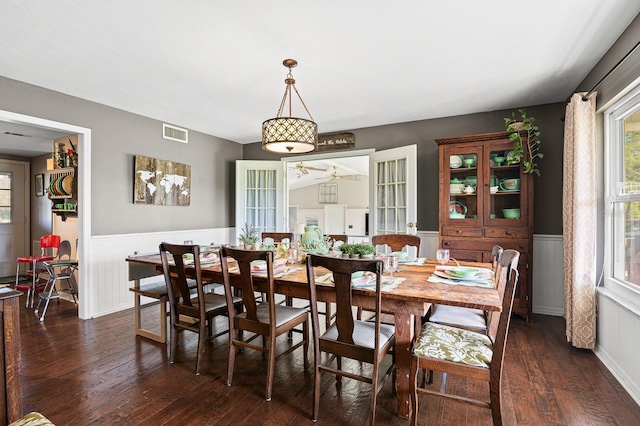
[
  {"x1": 289, "y1": 162, "x2": 327, "y2": 177},
  {"x1": 316, "y1": 166, "x2": 359, "y2": 181}
]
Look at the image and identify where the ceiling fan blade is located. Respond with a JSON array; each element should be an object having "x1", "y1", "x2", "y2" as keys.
[{"x1": 305, "y1": 166, "x2": 327, "y2": 172}]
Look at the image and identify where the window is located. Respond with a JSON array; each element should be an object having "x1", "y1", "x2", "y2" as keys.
[
  {"x1": 605, "y1": 84, "x2": 640, "y2": 292},
  {"x1": 375, "y1": 158, "x2": 407, "y2": 234},
  {"x1": 0, "y1": 173, "x2": 11, "y2": 224},
  {"x1": 245, "y1": 168, "x2": 277, "y2": 234},
  {"x1": 318, "y1": 183, "x2": 337, "y2": 204}
]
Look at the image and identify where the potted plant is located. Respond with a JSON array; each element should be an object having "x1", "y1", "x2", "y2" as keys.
[
  {"x1": 354, "y1": 243, "x2": 375, "y2": 259},
  {"x1": 239, "y1": 223, "x2": 259, "y2": 249},
  {"x1": 338, "y1": 243, "x2": 356, "y2": 258},
  {"x1": 504, "y1": 108, "x2": 544, "y2": 176}
]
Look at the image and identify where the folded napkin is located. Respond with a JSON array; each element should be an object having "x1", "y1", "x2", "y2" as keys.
[
  {"x1": 183, "y1": 252, "x2": 219, "y2": 266},
  {"x1": 352, "y1": 273, "x2": 405, "y2": 292},
  {"x1": 427, "y1": 274, "x2": 494, "y2": 288},
  {"x1": 399, "y1": 257, "x2": 427, "y2": 266},
  {"x1": 251, "y1": 258, "x2": 287, "y2": 272}
]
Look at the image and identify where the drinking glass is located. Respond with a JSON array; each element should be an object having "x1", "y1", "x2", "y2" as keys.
[
  {"x1": 436, "y1": 249, "x2": 450, "y2": 266},
  {"x1": 286, "y1": 247, "x2": 299, "y2": 264},
  {"x1": 384, "y1": 255, "x2": 399, "y2": 277}
]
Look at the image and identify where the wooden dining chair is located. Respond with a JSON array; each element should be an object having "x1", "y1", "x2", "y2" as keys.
[
  {"x1": 219, "y1": 246, "x2": 309, "y2": 401},
  {"x1": 358, "y1": 234, "x2": 422, "y2": 320},
  {"x1": 371, "y1": 234, "x2": 422, "y2": 256},
  {"x1": 260, "y1": 232, "x2": 293, "y2": 243},
  {"x1": 426, "y1": 245, "x2": 505, "y2": 333},
  {"x1": 409, "y1": 249, "x2": 520, "y2": 426},
  {"x1": 305, "y1": 254, "x2": 395, "y2": 424},
  {"x1": 159, "y1": 242, "x2": 241, "y2": 376}
]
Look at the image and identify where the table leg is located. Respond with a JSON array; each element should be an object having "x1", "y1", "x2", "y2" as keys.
[{"x1": 394, "y1": 312, "x2": 414, "y2": 419}]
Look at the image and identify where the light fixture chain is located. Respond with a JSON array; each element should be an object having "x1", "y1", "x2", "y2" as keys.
[{"x1": 291, "y1": 84, "x2": 315, "y2": 121}]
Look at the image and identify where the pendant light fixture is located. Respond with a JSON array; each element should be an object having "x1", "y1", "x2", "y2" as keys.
[{"x1": 262, "y1": 59, "x2": 318, "y2": 153}]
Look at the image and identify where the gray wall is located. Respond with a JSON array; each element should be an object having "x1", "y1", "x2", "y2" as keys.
[
  {"x1": 0, "y1": 76, "x2": 243, "y2": 235},
  {"x1": 244, "y1": 102, "x2": 566, "y2": 235},
  {"x1": 575, "y1": 13, "x2": 640, "y2": 110},
  {"x1": 30, "y1": 153, "x2": 52, "y2": 244}
]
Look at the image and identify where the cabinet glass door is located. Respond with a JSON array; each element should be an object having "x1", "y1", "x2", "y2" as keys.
[
  {"x1": 486, "y1": 144, "x2": 526, "y2": 224},
  {"x1": 447, "y1": 149, "x2": 481, "y2": 223}
]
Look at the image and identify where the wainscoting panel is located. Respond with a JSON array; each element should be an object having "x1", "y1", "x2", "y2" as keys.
[
  {"x1": 595, "y1": 290, "x2": 640, "y2": 405},
  {"x1": 532, "y1": 234, "x2": 565, "y2": 316},
  {"x1": 87, "y1": 228, "x2": 234, "y2": 318}
]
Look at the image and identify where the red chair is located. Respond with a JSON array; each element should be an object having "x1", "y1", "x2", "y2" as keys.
[{"x1": 15, "y1": 235, "x2": 61, "y2": 307}]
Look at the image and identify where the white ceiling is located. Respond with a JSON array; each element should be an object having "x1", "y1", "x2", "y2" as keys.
[{"x1": 0, "y1": 1, "x2": 639, "y2": 157}]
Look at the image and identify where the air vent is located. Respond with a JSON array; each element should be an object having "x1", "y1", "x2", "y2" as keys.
[
  {"x1": 3, "y1": 131, "x2": 30, "y2": 138},
  {"x1": 163, "y1": 123, "x2": 188, "y2": 143}
]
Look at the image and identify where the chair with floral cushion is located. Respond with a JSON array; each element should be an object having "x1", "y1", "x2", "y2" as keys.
[{"x1": 409, "y1": 249, "x2": 520, "y2": 426}]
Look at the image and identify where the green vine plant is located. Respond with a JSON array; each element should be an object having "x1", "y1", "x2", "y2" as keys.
[{"x1": 504, "y1": 108, "x2": 544, "y2": 176}]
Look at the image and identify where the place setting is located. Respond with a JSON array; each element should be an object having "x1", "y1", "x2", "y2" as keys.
[{"x1": 427, "y1": 249, "x2": 494, "y2": 288}]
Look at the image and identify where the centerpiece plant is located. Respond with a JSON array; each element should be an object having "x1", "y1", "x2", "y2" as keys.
[{"x1": 239, "y1": 223, "x2": 259, "y2": 249}]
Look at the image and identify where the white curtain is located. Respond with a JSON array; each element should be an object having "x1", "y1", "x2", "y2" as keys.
[{"x1": 563, "y1": 92, "x2": 597, "y2": 349}]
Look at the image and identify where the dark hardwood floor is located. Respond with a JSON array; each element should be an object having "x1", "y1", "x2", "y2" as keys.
[{"x1": 17, "y1": 296, "x2": 640, "y2": 425}]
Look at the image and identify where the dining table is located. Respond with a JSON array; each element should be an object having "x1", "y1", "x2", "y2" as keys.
[{"x1": 126, "y1": 251, "x2": 499, "y2": 419}]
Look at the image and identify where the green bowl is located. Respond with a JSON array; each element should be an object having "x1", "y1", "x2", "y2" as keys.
[
  {"x1": 502, "y1": 208, "x2": 521, "y2": 219},
  {"x1": 447, "y1": 267, "x2": 479, "y2": 278},
  {"x1": 390, "y1": 251, "x2": 409, "y2": 260}
]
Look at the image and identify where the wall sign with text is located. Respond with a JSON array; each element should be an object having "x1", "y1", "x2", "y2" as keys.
[{"x1": 316, "y1": 132, "x2": 355, "y2": 152}]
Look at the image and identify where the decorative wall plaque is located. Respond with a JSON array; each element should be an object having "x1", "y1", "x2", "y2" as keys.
[
  {"x1": 134, "y1": 155, "x2": 191, "y2": 206},
  {"x1": 316, "y1": 132, "x2": 355, "y2": 152}
]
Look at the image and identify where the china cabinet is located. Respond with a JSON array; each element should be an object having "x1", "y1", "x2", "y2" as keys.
[{"x1": 435, "y1": 131, "x2": 533, "y2": 321}]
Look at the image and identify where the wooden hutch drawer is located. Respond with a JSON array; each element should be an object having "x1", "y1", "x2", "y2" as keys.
[
  {"x1": 484, "y1": 228, "x2": 529, "y2": 239},
  {"x1": 441, "y1": 227, "x2": 483, "y2": 238}
]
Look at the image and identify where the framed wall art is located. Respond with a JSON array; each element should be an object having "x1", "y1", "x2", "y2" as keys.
[{"x1": 35, "y1": 174, "x2": 44, "y2": 197}]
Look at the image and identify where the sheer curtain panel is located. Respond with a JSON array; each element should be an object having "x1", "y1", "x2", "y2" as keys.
[{"x1": 562, "y1": 92, "x2": 597, "y2": 349}]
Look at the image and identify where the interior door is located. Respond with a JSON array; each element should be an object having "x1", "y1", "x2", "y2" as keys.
[
  {"x1": 0, "y1": 160, "x2": 28, "y2": 276},
  {"x1": 235, "y1": 160, "x2": 286, "y2": 243},
  {"x1": 369, "y1": 145, "x2": 417, "y2": 236},
  {"x1": 323, "y1": 204, "x2": 346, "y2": 234}
]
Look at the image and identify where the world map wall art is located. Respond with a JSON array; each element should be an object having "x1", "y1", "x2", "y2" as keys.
[{"x1": 134, "y1": 155, "x2": 191, "y2": 206}]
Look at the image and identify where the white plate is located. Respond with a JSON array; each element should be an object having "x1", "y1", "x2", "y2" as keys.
[{"x1": 449, "y1": 155, "x2": 463, "y2": 168}]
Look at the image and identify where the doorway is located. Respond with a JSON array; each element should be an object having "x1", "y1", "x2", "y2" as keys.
[
  {"x1": 0, "y1": 109, "x2": 92, "y2": 320},
  {"x1": 286, "y1": 154, "x2": 370, "y2": 239}
]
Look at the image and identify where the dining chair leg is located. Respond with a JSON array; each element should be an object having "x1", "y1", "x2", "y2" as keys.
[
  {"x1": 265, "y1": 336, "x2": 276, "y2": 401},
  {"x1": 169, "y1": 321, "x2": 178, "y2": 364},
  {"x1": 312, "y1": 346, "x2": 321, "y2": 421},
  {"x1": 226, "y1": 330, "x2": 236, "y2": 386},
  {"x1": 195, "y1": 319, "x2": 207, "y2": 376},
  {"x1": 303, "y1": 321, "x2": 309, "y2": 369}
]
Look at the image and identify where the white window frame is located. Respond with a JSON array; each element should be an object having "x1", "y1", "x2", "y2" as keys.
[{"x1": 604, "y1": 83, "x2": 640, "y2": 305}]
